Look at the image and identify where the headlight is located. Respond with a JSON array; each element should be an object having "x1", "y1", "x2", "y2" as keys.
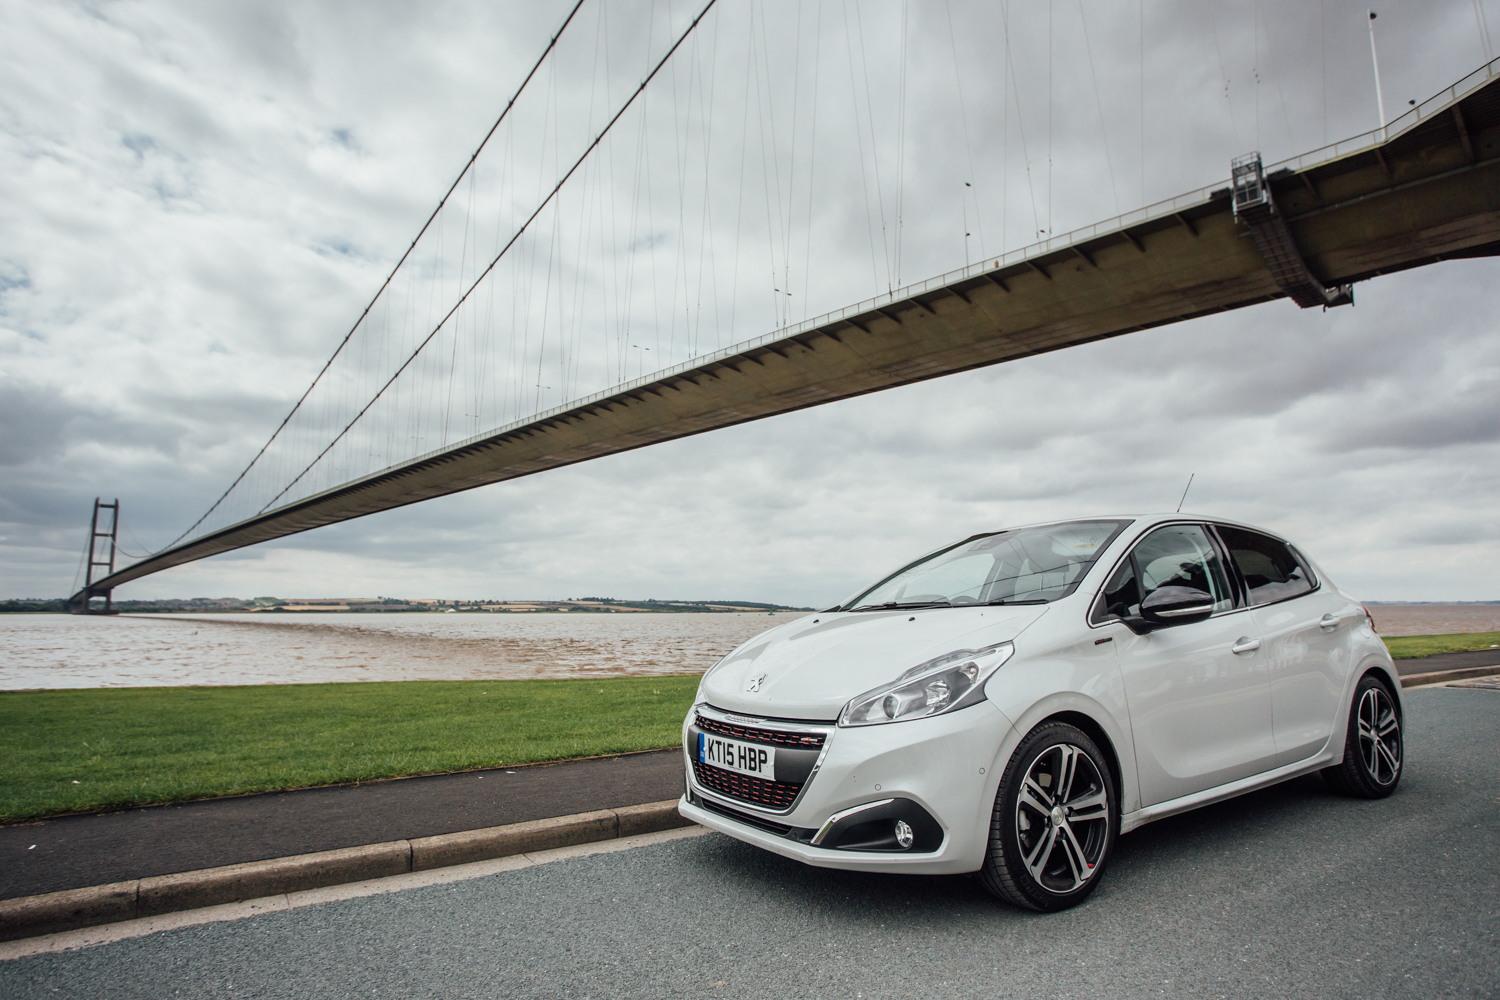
[{"x1": 838, "y1": 642, "x2": 1014, "y2": 727}]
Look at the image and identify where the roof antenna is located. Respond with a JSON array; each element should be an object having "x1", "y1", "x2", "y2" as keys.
[
  {"x1": 1176, "y1": 473, "x2": 1195, "y2": 513},
  {"x1": 1367, "y1": 11, "x2": 1387, "y2": 135}
]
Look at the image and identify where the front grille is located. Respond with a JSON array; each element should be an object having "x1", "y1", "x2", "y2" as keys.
[
  {"x1": 692, "y1": 759, "x2": 803, "y2": 810},
  {"x1": 695, "y1": 713, "x2": 826, "y2": 749}
]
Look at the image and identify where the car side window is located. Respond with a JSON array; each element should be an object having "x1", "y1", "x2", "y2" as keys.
[
  {"x1": 1090, "y1": 559, "x2": 1142, "y2": 624},
  {"x1": 1215, "y1": 526, "x2": 1314, "y2": 606},
  {"x1": 1288, "y1": 546, "x2": 1319, "y2": 589},
  {"x1": 1090, "y1": 524, "x2": 1233, "y2": 625}
]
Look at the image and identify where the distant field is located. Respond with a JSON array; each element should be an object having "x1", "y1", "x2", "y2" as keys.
[
  {"x1": 0, "y1": 676, "x2": 698, "y2": 823},
  {"x1": 1382, "y1": 631, "x2": 1500, "y2": 660}
]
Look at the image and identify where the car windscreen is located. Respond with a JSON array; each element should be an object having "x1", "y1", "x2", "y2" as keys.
[{"x1": 843, "y1": 520, "x2": 1131, "y2": 611}]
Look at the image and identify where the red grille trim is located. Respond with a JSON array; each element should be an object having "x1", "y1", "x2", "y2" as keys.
[
  {"x1": 694, "y1": 714, "x2": 826, "y2": 749},
  {"x1": 691, "y1": 760, "x2": 803, "y2": 810}
]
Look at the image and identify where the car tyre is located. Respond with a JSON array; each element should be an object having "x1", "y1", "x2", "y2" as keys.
[
  {"x1": 1322, "y1": 674, "x2": 1403, "y2": 798},
  {"x1": 978, "y1": 721, "x2": 1116, "y2": 912}
]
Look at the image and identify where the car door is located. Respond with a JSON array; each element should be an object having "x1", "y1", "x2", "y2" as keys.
[
  {"x1": 1094, "y1": 523, "x2": 1276, "y2": 806},
  {"x1": 1215, "y1": 525, "x2": 1352, "y2": 767}
]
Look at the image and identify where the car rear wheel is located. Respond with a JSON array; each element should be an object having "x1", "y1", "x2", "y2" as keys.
[
  {"x1": 1322, "y1": 674, "x2": 1403, "y2": 798},
  {"x1": 978, "y1": 721, "x2": 1116, "y2": 912}
]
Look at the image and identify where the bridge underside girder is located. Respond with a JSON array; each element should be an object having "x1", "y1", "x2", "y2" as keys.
[{"x1": 71, "y1": 65, "x2": 1500, "y2": 606}]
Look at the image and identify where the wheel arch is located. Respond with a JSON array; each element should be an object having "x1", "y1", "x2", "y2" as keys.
[
  {"x1": 1354, "y1": 657, "x2": 1406, "y2": 720},
  {"x1": 1043, "y1": 710, "x2": 1126, "y2": 804},
  {"x1": 1329, "y1": 656, "x2": 1406, "y2": 765},
  {"x1": 1361, "y1": 663, "x2": 1404, "y2": 712},
  {"x1": 993, "y1": 689, "x2": 1138, "y2": 816}
]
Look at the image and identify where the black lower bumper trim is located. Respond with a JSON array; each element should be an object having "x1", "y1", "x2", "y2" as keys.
[{"x1": 691, "y1": 792, "x2": 817, "y2": 844}]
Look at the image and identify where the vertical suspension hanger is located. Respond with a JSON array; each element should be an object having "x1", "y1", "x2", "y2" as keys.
[
  {"x1": 895, "y1": 0, "x2": 909, "y2": 286},
  {"x1": 1367, "y1": 10, "x2": 1388, "y2": 136},
  {"x1": 1047, "y1": 0, "x2": 1053, "y2": 239}
]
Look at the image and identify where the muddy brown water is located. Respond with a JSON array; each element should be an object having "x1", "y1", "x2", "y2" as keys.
[
  {"x1": 2, "y1": 605, "x2": 1493, "y2": 690},
  {"x1": 0, "y1": 612, "x2": 805, "y2": 690},
  {"x1": 1364, "y1": 604, "x2": 1500, "y2": 637}
]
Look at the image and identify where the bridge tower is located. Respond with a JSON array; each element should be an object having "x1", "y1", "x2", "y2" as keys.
[{"x1": 80, "y1": 497, "x2": 120, "y2": 615}]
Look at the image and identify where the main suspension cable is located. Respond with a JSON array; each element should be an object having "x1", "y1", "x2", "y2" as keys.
[
  {"x1": 258, "y1": 0, "x2": 722, "y2": 517},
  {"x1": 165, "y1": 0, "x2": 590, "y2": 550}
]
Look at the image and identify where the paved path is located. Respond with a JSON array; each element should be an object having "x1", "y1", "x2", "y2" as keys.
[
  {"x1": 2, "y1": 687, "x2": 1495, "y2": 998},
  {"x1": 0, "y1": 750, "x2": 684, "y2": 900},
  {"x1": 1393, "y1": 647, "x2": 1500, "y2": 675}
]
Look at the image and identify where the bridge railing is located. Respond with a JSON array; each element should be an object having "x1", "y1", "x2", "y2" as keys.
[
  {"x1": 1266, "y1": 55, "x2": 1498, "y2": 176},
  {"x1": 375, "y1": 186, "x2": 1237, "y2": 491}
]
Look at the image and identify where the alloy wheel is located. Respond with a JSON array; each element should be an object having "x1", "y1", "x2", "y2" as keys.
[
  {"x1": 1014, "y1": 743, "x2": 1110, "y2": 894},
  {"x1": 1357, "y1": 686, "x2": 1402, "y2": 786}
]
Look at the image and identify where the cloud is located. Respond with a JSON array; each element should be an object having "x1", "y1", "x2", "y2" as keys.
[{"x1": 1, "y1": 0, "x2": 1497, "y2": 605}]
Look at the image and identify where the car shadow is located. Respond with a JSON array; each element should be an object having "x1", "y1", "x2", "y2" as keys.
[{"x1": 672, "y1": 773, "x2": 1371, "y2": 921}]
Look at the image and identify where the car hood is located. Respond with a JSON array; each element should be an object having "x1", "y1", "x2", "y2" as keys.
[{"x1": 699, "y1": 605, "x2": 1050, "y2": 720}]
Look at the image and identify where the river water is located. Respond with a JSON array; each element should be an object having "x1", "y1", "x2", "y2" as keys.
[
  {"x1": 0, "y1": 612, "x2": 804, "y2": 690},
  {"x1": 1365, "y1": 604, "x2": 1500, "y2": 637},
  {"x1": 1, "y1": 604, "x2": 1494, "y2": 691}
]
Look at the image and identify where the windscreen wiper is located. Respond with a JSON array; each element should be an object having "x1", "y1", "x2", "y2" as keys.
[
  {"x1": 847, "y1": 601, "x2": 952, "y2": 612},
  {"x1": 984, "y1": 599, "x2": 1050, "y2": 606}
]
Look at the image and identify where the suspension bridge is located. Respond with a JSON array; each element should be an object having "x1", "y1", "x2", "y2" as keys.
[{"x1": 68, "y1": 2, "x2": 1500, "y2": 612}]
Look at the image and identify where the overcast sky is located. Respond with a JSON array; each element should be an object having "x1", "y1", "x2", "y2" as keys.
[{"x1": 2, "y1": 0, "x2": 1497, "y2": 608}]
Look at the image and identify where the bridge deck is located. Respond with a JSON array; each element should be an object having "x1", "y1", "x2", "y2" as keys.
[{"x1": 73, "y1": 60, "x2": 1500, "y2": 605}]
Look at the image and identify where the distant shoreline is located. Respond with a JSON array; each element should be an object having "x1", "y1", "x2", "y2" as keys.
[
  {"x1": 141, "y1": 606, "x2": 808, "y2": 615},
  {"x1": 7, "y1": 598, "x2": 1494, "y2": 614},
  {"x1": 1362, "y1": 601, "x2": 1500, "y2": 606},
  {"x1": 1, "y1": 598, "x2": 815, "y2": 615}
]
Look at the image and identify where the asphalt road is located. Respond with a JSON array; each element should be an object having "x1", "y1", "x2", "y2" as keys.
[
  {"x1": 3, "y1": 687, "x2": 1496, "y2": 999},
  {"x1": 1, "y1": 750, "x2": 686, "y2": 899}
]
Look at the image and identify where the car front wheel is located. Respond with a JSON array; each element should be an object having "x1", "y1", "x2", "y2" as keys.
[
  {"x1": 1322, "y1": 674, "x2": 1403, "y2": 798},
  {"x1": 978, "y1": 721, "x2": 1117, "y2": 912}
]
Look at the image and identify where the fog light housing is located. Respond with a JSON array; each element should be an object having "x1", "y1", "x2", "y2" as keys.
[
  {"x1": 815, "y1": 798, "x2": 943, "y2": 852},
  {"x1": 894, "y1": 819, "x2": 914, "y2": 850}
]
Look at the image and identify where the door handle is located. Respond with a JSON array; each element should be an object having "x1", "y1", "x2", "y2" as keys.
[
  {"x1": 1231, "y1": 637, "x2": 1261, "y2": 654},
  {"x1": 1319, "y1": 614, "x2": 1341, "y2": 631}
]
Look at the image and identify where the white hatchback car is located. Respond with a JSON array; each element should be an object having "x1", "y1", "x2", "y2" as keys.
[{"x1": 678, "y1": 515, "x2": 1404, "y2": 911}]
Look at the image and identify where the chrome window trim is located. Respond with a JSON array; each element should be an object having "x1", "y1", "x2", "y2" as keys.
[
  {"x1": 1154, "y1": 603, "x2": 1216, "y2": 618},
  {"x1": 688, "y1": 703, "x2": 835, "y2": 817},
  {"x1": 1288, "y1": 543, "x2": 1321, "y2": 590}
]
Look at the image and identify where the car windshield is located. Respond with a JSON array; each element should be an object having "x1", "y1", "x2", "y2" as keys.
[{"x1": 842, "y1": 520, "x2": 1131, "y2": 611}]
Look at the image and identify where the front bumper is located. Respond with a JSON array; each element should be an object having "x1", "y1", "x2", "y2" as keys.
[{"x1": 680, "y1": 700, "x2": 1015, "y2": 874}]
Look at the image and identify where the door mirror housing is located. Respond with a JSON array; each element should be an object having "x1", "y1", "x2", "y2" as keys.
[{"x1": 1138, "y1": 586, "x2": 1216, "y2": 628}]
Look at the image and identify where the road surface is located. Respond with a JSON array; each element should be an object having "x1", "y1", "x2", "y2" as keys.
[{"x1": 2, "y1": 687, "x2": 1495, "y2": 998}]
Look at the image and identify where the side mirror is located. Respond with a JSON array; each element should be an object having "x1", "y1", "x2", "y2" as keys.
[{"x1": 1138, "y1": 586, "x2": 1215, "y2": 628}]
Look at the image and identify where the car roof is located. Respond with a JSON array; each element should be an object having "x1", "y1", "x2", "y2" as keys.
[
  {"x1": 978, "y1": 513, "x2": 1294, "y2": 544},
  {"x1": 1127, "y1": 513, "x2": 1291, "y2": 539}
]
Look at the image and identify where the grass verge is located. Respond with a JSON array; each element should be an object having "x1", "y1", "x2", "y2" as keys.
[
  {"x1": 0, "y1": 676, "x2": 698, "y2": 824},
  {"x1": 1382, "y1": 631, "x2": 1500, "y2": 660},
  {"x1": 7, "y1": 630, "x2": 1496, "y2": 822}
]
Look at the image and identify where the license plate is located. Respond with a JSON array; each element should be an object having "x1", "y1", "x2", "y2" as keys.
[{"x1": 698, "y1": 732, "x2": 776, "y2": 780}]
